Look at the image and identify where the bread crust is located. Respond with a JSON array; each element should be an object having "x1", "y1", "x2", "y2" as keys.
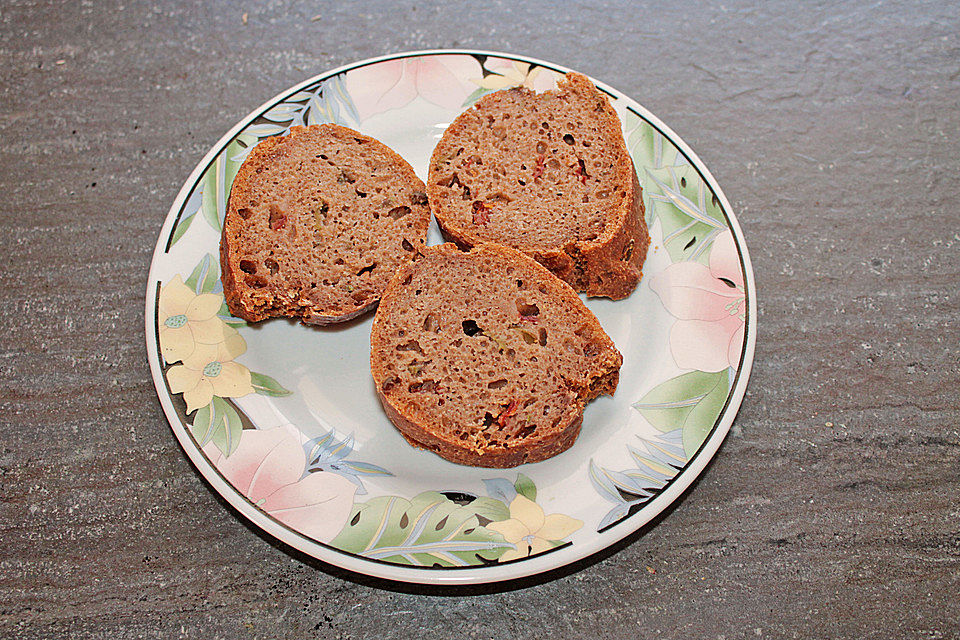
[
  {"x1": 427, "y1": 72, "x2": 650, "y2": 300},
  {"x1": 221, "y1": 124, "x2": 429, "y2": 325},
  {"x1": 370, "y1": 243, "x2": 622, "y2": 468}
]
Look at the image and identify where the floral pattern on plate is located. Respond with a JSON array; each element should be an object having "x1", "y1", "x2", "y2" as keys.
[{"x1": 147, "y1": 51, "x2": 754, "y2": 584}]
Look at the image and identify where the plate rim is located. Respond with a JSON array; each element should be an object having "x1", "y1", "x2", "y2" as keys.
[{"x1": 145, "y1": 48, "x2": 757, "y2": 586}]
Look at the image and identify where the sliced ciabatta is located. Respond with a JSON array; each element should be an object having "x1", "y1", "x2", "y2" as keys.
[
  {"x1": 427, "y1": 72, "x2": 649, "y2": 300},
  {"x1": 370, "y1": 243, "x2": 622, "y2": 468},
  {"x1": 221, "y1": 124, "x2": 431, "y2": 325}
]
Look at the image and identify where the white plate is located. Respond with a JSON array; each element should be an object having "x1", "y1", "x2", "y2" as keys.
[{"x1": 145, "y1": 50, "x2": 756, "y2": 586}]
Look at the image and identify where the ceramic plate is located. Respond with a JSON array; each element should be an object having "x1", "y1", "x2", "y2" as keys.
[{"x1": 146, "y1": 50, "x2": 756, "y2": 586}]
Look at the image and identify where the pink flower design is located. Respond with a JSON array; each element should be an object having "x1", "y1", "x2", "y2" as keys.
[
  {"x1": 344, "y1": 55, "x2": 482, "y2": 122},
  {"x1": 649, "y1": 229, "x2": 746, "y2": 372},
  {"x1": 203, "y1": 428, "x2": 357, "y2": 543}
]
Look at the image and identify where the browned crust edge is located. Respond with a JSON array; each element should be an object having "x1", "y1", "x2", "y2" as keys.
[
  {"x1": 220, "y1": 124, "x2": 428, "y2": 326},
  {"x1": 370, "y1": 243, "x2": 622, "y2": 468},
  {"x1": 427, "y1": 72, "x2": 651, "y2": 300}
]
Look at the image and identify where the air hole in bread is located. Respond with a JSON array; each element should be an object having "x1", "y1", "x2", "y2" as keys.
[
  {"x1": 357, "y1": 263, "x2": 376, "y2": 277},
  {"x1": 423, "y1": 313, "x2": 439, "y2": 333},
  {"x1": 563, "y1": 133, "x2": 575, "y2": 145},
  {"x1": 389, "y1": 205, "x2": 411, "y2": 219},
  {"x1": 401, "y1": 238, "x2": 414, "y2": 252},
  {"x1": 264, "y1": 258, "x2": 279, "y2": 275},
  {"x1": 622, "y1": 239, "x2": 635, "y2": 262},
  {"x1": 237, "y1": 207, "x2": 253, "y2": 219},
  {"x1": 516, "y1": 302, "x2": 540, "y2": 317},
  {"x1": 538, "y1": 328, "x2": 548, "y2": 346},
  {"x1": 355, "y1": 188, "x2": 367, "y2": 198},
  {"x1": 461, "y1": 320, "x2": 482, "y2": 337},
  {"x1": 488, "y1": 379, "x2": 508, "y2": 390},
  {"x1": 239, "y1": 260, "x2": 257, "y2": 274}
]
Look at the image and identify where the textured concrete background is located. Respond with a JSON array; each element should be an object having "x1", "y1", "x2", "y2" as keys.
[{"x1": 1, "y1": 0, "x2": 959, "y2": 638}]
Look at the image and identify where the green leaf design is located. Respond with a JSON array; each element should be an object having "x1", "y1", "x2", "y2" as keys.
[
  {"x1": 170, "y1": 210, "x2": 196, "y2": 246},
  {"x1": 191, "y1": 396, "x2": 243, "y2": 457},
  {"x1": 184, "y1": 254, "x2": 219, "y2": 295},
  {"x1": 467, "y1": 496, "x2": 510, "y2": 523},
  {"x1": 461, "y1": 86, "x2": 490, "y2": 107},
  {"x1": 191, "y1": 403, "x2": 214, "y2": 443},
  {"x1": 331, "y1": 491, "x2": 512, "y2": 567},
  {"x1": 623, "y1": 110, "x2": 729, "y2": 263},
  {"x1": 644, "y1": 164, "x2": 726, "y2": 263},
  {"x1": 514, "y1": 473, "x2": 536, "y2": 502},
  {"x1": 199, "y1": 162, "x2": 220, "y2": 231},
  {"x1": 633, "y1": 370, "x2": 730, "y2": 457},
  {"x1": 249, "y1": 372, "x2": 292, "y2": 397},
  {"x1": 244, "y1": 123, "x2": 286, "y2": 137},
  {"x1": 680, "y1": 373, "x2": 730, "y2": 456},
  {"x1": 198, "y1": 134, "x2": 254, "y2": 234},
  {"x1": 223, "y1": 136, "x2": 249, "y2": 194},
  {"x1": 625, "y1": 111, "x2": 679, "y2": 173}
]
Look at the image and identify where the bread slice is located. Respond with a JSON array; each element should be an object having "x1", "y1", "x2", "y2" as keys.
[
  {"x1": 370, "y1": 243, "x2": 622, "y2": 468},
  {"x1": 220, "y1": 124, "x2": 431, "y2": 325},
  {"x1": 426, "y1": 72, "x2": 649, "y2": 300}
]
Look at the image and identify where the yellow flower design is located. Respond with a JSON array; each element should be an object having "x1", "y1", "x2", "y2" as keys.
[
  {"x1": 488, "y1": 495, "x2": 582, "y2": 562},
  {"x1": 158, "y1": 275, "x2": 237, "y2": 365},
  {"x1": 474, "y1": 59, "x2": 558, "y2": 92},
  {"x1": 166, "y1": 331, "x2": 253, "y2": 414}
]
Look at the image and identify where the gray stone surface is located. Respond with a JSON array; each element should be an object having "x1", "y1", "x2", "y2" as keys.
[{"x1": 1, "y1": 0, "x2": 958, "y2": 638}]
